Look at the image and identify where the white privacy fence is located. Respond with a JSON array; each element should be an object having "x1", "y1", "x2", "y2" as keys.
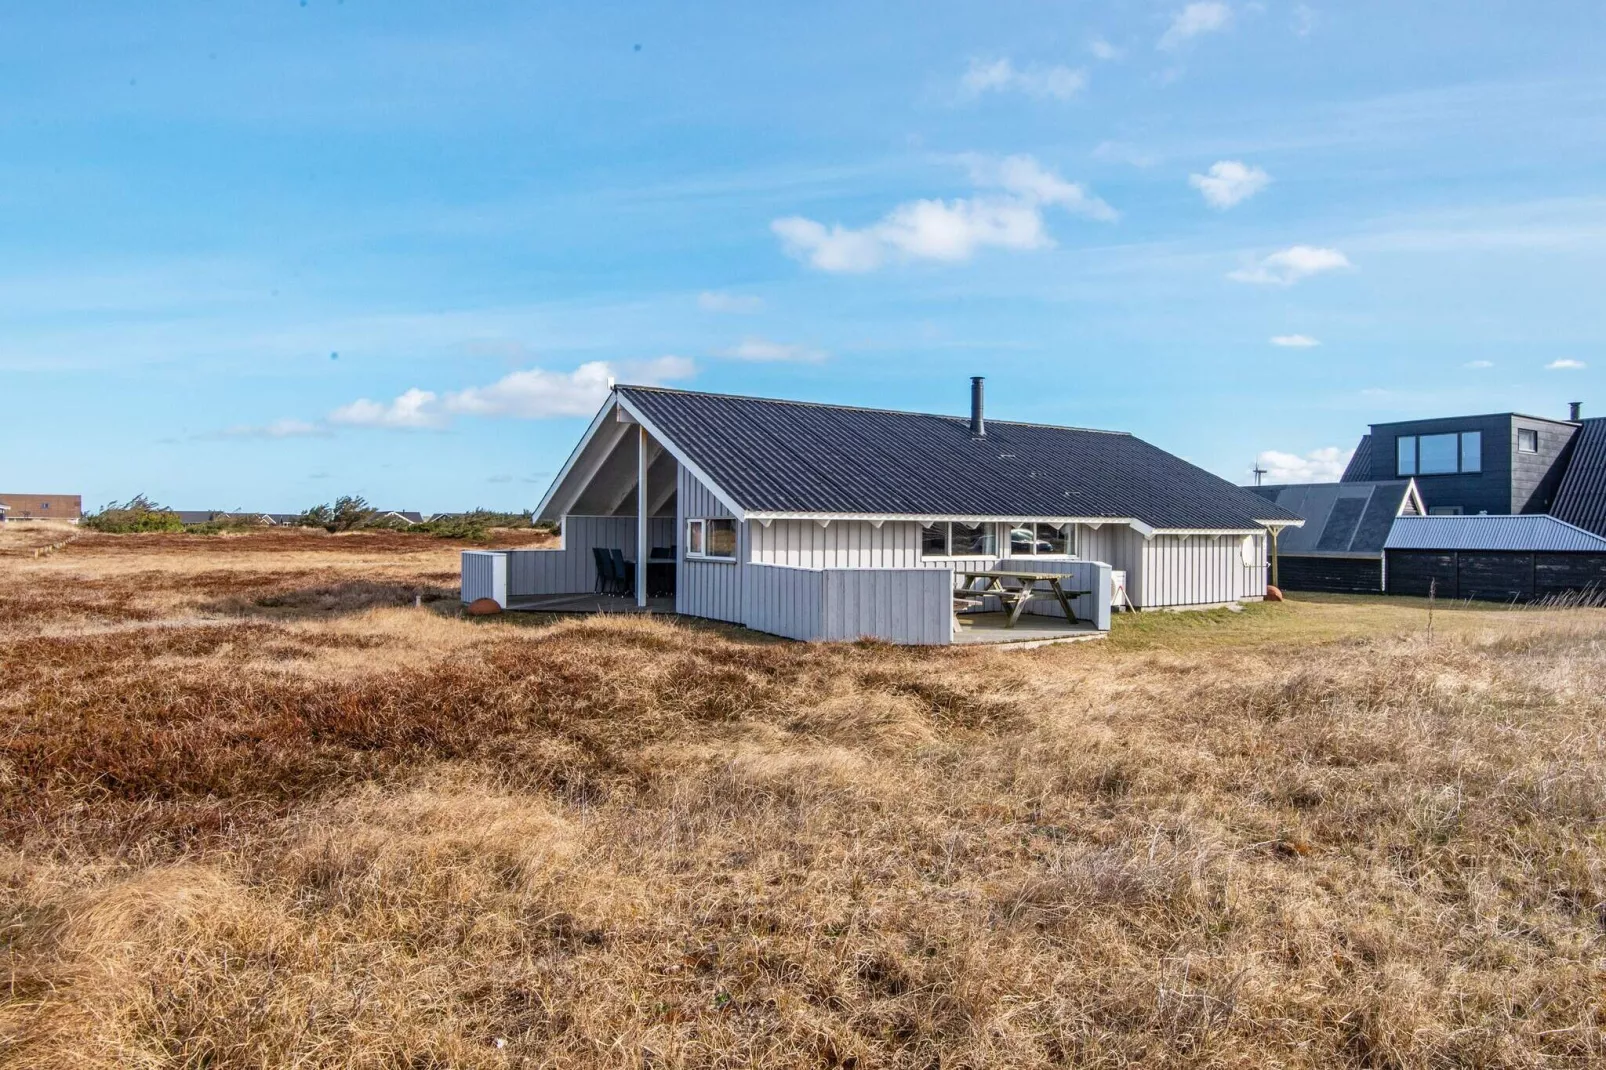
[
  {"x1": 461, "y1": 550, "x2": 508, "y2": 607},
  {"x1": 742, "y1": 563, "x2": 954, "y2": 644}
]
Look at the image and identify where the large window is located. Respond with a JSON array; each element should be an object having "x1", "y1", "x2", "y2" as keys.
[
  {"x1": 686, "y1": 517, "x2": 736, "y2": 559},
  {"x1": 1418, "y1": 433, "x2": 1458, "y2": 474},
  {"x1": 919, "y1": 521, "x2": 998, "y2": 557},
  {"x1": 1008, "y1": 522, "x2": 1071, "y2": 556},
  {"x1": 1396, "y1": 431, "x2": 1483, "y2": 476}
]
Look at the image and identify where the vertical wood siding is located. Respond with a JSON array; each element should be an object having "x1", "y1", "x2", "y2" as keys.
[
  {"x1": 741, "y1": 563, "x2": 826, "y2": 640},
  {"x1": 749, "y1": 520, "x2": 921, "y2": 567},
  {"x1": 1134, "y1": 533, "x2": 1266, "y2": 608},
  {"x1": 460, "y1": 551, "x2": 507, "y2": 606},
  {"x1": 677, "y1": 467, "x2": 745, "y2": 621},
  {"x1": 740, "y1": 564, "x2": 954, "y2": 644},
  {"x1": 504, "y1": 515, "x2": 673, "y2": 596}
]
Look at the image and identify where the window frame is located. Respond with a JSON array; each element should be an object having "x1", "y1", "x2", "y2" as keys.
[
  {"x1": 1007, "y1": 521, "x2": 1074, "y2": 557},
  {"x1": 1517, "y1": 428, "x2": 1539, "y2": 454},
  {"x1": 686, "y1": 517, "x2": 737, "y2": 561},
  {"x1": 1460, "y1": 431, "x2": 1482, "y2": 473},
  {"x1": 1397, "y1": 435, "x2": 1417, "y2": 476},
  {"x1": 1417, "y1": 432, "x2": 1459, "y2": 475}
]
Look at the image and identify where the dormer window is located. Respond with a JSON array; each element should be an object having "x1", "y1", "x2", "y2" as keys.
[{"x1": 1396, "y1": 431, "x2": 1482, "y2": 476}]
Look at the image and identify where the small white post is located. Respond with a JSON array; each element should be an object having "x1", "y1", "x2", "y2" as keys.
[{"x1": 636, "y1": 424, "x2": 648, "y2": 608}]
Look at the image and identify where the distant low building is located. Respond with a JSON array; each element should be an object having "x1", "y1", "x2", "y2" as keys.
[{"x1": 0, "y1": 494, "x2": 82, "y2": 522}]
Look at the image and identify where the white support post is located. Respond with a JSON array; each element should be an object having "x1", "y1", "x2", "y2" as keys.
[{"x1": 636, "y1": 425, "x2": 648, "y2": 607}]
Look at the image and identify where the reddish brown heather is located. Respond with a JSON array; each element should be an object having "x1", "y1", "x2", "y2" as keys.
[{"x1": 1, "y1": 531, "x2": 1603, "y2": 1067}]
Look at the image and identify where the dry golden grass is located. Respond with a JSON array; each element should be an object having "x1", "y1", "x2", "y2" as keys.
[{"x1": 2, "y1": 532, "x2": 1604, "y2": 1067}]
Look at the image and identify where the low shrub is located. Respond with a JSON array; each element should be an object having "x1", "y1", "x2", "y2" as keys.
[{"x1": 82, "y1": 494, "x2": 184, "y2": 533}]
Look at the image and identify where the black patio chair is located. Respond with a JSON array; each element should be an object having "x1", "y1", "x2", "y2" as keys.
[
  {"x1": 609, "y1": 548, "x2": 635, "y2": 596},
  {"x1": 592, "y1": 547, "x2": 617, "y2": 595}
]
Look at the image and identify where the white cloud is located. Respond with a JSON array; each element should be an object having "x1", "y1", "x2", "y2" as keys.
[
  {"x1": 1547, "y1": 358, "x2": 1587, "y2": 370},
  {"x1": 1256, "y1": 446, "x2": 1352, "y2": 483},
  {"x1": 717, "y1": 336, "x2": 827, "y2": 363},
  {"x1": 206, "y1": 417, "x2": 330, "y2": 440},
  {"x1": 697, "y1": 290, "x2": 764, "y2": 313},
  {"x1": 325, "y1": 357, "x2": 693, "y2": 430},
  {"x1": 1159, "y1": 2, "x2": 1232, "y2": 49},
  {"x1": 1270, "y1": 334, "x2": 1320, "y2": 347},
  {"x1": 1089, "y1": 37, "x2": 1123, "y2": 61},
  {"x1": 1292, "y1": 4, "x2": 1316, "y2": 37},
  {"x1": 1228, "y1": 245, "x2": 1351, "y2": 285},
  {"x1": 1189, "y1": 160, "x2": 1270, "y2": 209},
  {"x1": 329, "y1": 388, "x2": 444, "y2": 430},
  {"x1": 1463, "y1": 359, "x2": 1494, "y2": 369},
  {"x1": 1091, "y1": 140, "x2": 1159, "y2": 168},
  {"x1": 960, "y1": 58, "x2": 1087, "y2": 101},
  {"x1": 773, "y1": 154, "x2": 1115, "y2": 273}
]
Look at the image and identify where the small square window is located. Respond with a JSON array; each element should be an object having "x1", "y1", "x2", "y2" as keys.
[
  {"x1": 920, "y1": 522, "x2": 949, "y2": 557},
  {"x1": 706, "y1": 519, "x2": 737, "y2": 558},
  {"x1": 952, "y1": 522, "x2": 996, "y2": 556},
  {"x1": 1517, "y1": 428, "x2": 1539, "y2": 453}
]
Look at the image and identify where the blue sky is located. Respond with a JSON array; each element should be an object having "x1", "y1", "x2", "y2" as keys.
[{"x1": 5, "y1": 1, "x2": 1604, "y2": 512}]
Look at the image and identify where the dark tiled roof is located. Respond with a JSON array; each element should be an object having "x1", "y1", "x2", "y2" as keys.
[
  {"x1": 1340, "y1": 435, "x2": 1373, "y2": 481},
  {"x1": 618, "y1": 386, "x2": 1300, "y2": 529},
  {"x1": 1551, "y1": 418, "x2": 1606, "y2": 538},
  {"x1": 1249, "y1": 480, "x2": 1414, "y2": 556}
]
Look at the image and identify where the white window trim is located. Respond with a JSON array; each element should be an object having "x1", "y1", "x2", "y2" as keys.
[{"x1": 686, "y1": 517, "x2": 738, "y2": 561}]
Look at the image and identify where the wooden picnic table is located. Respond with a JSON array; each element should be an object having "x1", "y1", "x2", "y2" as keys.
[{"x1": 955, "y1": 569, "x2": 1092, "y2": 629}]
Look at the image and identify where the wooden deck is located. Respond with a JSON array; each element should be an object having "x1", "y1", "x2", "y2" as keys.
[
  {"x1": 951, "y1": 611, "x2": 1104, "y2": 646},
  {"x1": 506, "y1": 593, "x2": 676, "y2": 615}
]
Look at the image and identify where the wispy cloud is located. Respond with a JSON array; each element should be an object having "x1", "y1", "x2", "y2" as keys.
[
  {"x1": 697, "y1": 290, "x2": 764, "y2": 313},
  {"x1": 1159, "y1": 2, "x2": 1232, "y2": 50},
  {"x1": 1228, "y1": 245, "x2": 1351, "y2": 285},
  {"x1": 1256, "y1": 446, "x2": 1352, "y2": 483},
  {"x1": 716, "y1": 336, "x2": 827, "y2": 363},
  {"x1": 1292, "y1": 4, "x2": 1317, "y2": 37},
  {"x1": 1091, "y1": 140, "x2": 1159, "y2": 168},
  {"x1": 1089, "y1": 37, "x2": 1124, "y2": 61},
  {"x1": 1270, "y1": 334, "x2": 1320, "y2": 347},
  {"x1": 209, "y1": 417, "x2": 331, "y2": 439},
  {"x1": 325, "y1": 356, "x2": 694, "y2": 431},
  {"x1": 959, "y1": 58, "x2": 1087, "y2": 101},
  {"x1": 1463, "y1": 359, "x2": 1495, "y2": 369},
  {"x1": 773, "y1": 154, "x2": 1115, "y2": 273},
  {"x1": 1547, "y1": 358, "x2": 1587, "y2": 370},
  {"x1": 1189, "y1": 160, "x2": 1270, "y2": 209}
]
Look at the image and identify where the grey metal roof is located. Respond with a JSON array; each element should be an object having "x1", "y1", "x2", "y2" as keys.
[
  {"x1": 1249, "y1": 480, "x2": 1415, "y2": 557},
  {"x1": 1551, "y1": 417, "x2": 1606, "y2": 538},
  {"x1": 616, "y1": 385, "x2": 1302, "y2": 530},
  {"x1": 1385, "y1": 514, "x2": 1606, "y2": 552},
  {"x1": 1339, "y1": 435, "x2": 1373, "y2": 482}
]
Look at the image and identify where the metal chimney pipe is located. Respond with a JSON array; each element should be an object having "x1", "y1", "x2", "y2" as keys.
[
  {"x1": 1570, "y1": 401, "x2": 1582, "y2": 421},
  {"x1": 970, "y1": 377, "x2": 985, "y2": 437}
]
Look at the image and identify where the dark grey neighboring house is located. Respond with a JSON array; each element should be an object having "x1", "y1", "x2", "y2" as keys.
[
  {"x1": 1250, "y1": 479, "x2": 1424, "y2": 593},
  {"x1": 1550, "y1": 417, "x2": 1606, "y2": 538},
  {"x1": 1384, "y1": 515, "x2": 1606, "y2": 601},
  {"x1": 1340, "y1": 410, "x2": 1580, "y2": 516}
]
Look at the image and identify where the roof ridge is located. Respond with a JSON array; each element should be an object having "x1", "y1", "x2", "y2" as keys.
[{"x1": 614, "y1": 383, "x2": 1132, "y2": 436}]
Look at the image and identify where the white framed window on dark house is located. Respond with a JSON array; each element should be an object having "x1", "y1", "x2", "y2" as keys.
[{"x1": 686, "y1": 518, "x2": 736, "y2": 560}]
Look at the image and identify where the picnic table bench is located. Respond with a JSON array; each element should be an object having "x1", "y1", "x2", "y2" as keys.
[{"x1": 955, "y1": 569, "x2": 1092, "y2": 629}]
